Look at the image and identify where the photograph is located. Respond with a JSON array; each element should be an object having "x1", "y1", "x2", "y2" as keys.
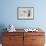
[{"x1": 17, "y1": 7, "x2": 34, "y2": 20}]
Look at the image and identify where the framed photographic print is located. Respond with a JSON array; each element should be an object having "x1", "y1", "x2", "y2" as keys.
[{"x1": 17, "y1": 7, "x2": 34, "y2": 20}]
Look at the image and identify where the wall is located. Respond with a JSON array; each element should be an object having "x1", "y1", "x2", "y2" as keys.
[
  {"x1": 0, "y1": 0, "x2": 46, "y2": 29},
  {"x1": 0, "y1": 0, "x2": 46, "y2": 43}
]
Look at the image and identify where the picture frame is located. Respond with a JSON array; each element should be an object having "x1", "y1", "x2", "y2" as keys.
[{"x1": 17, "y1": 7, "x2": 34, "y2": 20}]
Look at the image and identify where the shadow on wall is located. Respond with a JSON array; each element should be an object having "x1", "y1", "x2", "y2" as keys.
[{"x1": 0, "y1": 24, "x2": 7, "y2": 43}]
